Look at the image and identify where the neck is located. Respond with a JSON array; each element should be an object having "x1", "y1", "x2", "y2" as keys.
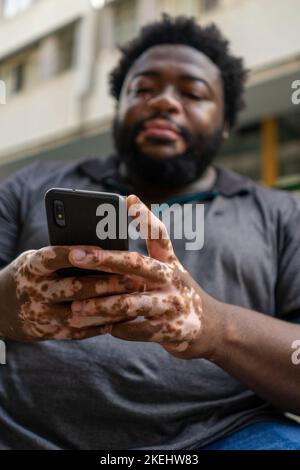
[{"x1": 120, "y1": 164, "x2": 217, "y2": 206}]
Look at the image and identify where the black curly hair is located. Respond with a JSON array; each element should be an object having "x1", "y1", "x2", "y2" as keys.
[{"x1": 109, "y1": 14, "x2": 248, "y2": 128}]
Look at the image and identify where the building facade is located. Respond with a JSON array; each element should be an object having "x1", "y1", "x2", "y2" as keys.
[{"x1": 0, "y1": 0, "x2": 299, "y2": 191}]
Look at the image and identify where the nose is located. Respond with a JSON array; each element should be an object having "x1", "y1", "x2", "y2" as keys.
[{"x1": 148, "y1": 86, "x2": 182, "y2": 114}]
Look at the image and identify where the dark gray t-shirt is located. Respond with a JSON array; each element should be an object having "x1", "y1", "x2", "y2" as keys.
[{"x1": 0, "y1": 155, "x2": 299, "y2": 450}]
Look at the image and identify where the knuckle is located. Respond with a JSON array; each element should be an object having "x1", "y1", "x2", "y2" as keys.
[
  {"x1": 62, "y1": 277, "x2": 82, "y2": 298},
  {"x1": 169, "y1": 294, "x2": 185, "y2": 312},
  {"x1": 122, "y1": 295, "x2": 132, "y2": 311},
  {"x1": 130, "y1": 252, "x2": 143, "y2": 268},
  {"x1": 82, "y1": 299, "x2": 95, "y2": 314},
  {"x1": 21, "y1": 282, "x2": 40, "y2": 299},
  {"x1": 112, "y1": 295, "x2": 132, "y2": 315},
  {"x1": 20, "y1": 301, "x2": 49, "y2": 324},
  {"x1": 110, "y1": 275, "x2": 122, "y2": 292}
]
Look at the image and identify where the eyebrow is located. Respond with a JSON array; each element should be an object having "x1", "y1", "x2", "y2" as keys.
[{"x1": 131, "y1": 70, "x2": 212, "y2": 92}]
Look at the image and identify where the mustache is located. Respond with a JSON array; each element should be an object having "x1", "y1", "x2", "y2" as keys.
[
  {"x1": 112, "y1": 114, "x2": 224, "y2": 188},
  {"x1": 120, "y1": 113, "x2": 194, "y2": 147}
]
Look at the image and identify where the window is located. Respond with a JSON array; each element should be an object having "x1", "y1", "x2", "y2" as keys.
[
  {"x1": 0, "y1": 62, "x2": 25, "y2": 97},
  {"x1": 0, "y1": 23, "x2": 76, "y2": 98},
  {"x1": 57, "y1": 24, "x2": 76, "y2": 73},
  {"x1": 2, "y1": 0, "x2": 34, "y2": 18},
  {"x1": 14, "y1": 63, "x2": 24, "y2": 91}
]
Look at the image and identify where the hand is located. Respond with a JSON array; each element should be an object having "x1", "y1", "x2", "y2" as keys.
[
  {"x1": 69, "y1": 195, "x2": 219, "y2": 360},
  {"x1": 0, "y1": 246, "x2": 144, "y2": 342}
]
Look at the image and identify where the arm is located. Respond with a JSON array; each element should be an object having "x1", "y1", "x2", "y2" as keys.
[
  {"x1": 0, "y1": 166, "x2": 147, "y2": 341},
  {"x1": 196, "y1": 290, "x2": 300, "y2": 415}
]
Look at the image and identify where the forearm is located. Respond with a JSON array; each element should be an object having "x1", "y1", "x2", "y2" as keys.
[{"x1": 207, "y1": 298, "x2": 300, "y2": 414}]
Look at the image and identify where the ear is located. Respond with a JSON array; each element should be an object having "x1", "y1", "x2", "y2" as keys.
[{"x1": 222, "y1": 121, "x2": 230, "y2": 140}]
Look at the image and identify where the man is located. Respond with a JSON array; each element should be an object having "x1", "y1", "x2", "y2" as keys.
[{"x1": 0, "y1": 15, "x2": 300, "y2": 450}]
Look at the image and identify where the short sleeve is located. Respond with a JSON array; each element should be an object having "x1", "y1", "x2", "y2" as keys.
[
  {"x1": 0, "y1": 163, "x2": 38, "y2": 268},
  {"x1": 275, "y1": 194, "x2": 300, "y2": 319}
]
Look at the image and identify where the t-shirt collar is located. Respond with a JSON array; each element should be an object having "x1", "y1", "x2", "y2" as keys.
[{"x1": 78, "y1": 155, "x2": 253, "y2": 197}]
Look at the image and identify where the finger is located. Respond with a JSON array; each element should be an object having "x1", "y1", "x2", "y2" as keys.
[
  {"x1": 71, "y1": 290, "x2": 175, "y2": 317},
  {"x1": 20, "y1": 300, "x2": 72, "y2": 325},
  {"x1": 37, "y1": 274, "x2": 146, "y2": 303},
  {"x1": 25, "y1": 245, "x2": 101, "y2": 276},
  {"x1": 20, "y1": 300, "x2": 114, "y2": 336},
  {"x1": 127, "y1": 194, "x2": 177, "y2": 263},
  {"x1": 162, "y1": 341, "x2": 190, "y2": 354},
  {"x1": 69, "y1": 248, "x2": 173, "y2": 284},
  {"x1": 110, "y1": 319, "x2": 160, "y2": 342},
  {"x1": 69, "y1": 291, "x2": 182, "y2": 327},
  {"x1": 20, "y1": 300, "x2": 115, "y2": 331},
  {"x1": 23, "y1": 321, "x2": 112, "y2": 341},
  {"x1": 69, "y1": 294, "x2": 142, "y2": 328},
  {"x1": 69, "y1": 324, "x2": 113, "y2": 340},
  {"x1": 110, "y1": 319, "x2": 190, "y2": 352}
]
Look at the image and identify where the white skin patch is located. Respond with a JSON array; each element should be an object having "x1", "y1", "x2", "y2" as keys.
[
  {"x1": 5, "y1": 195, "x2": 203, "y2": 353},
  {"x1": 70, "y1": 195, "x2": 204, "y2": 358},
  {"x1": 8, "y1": 247, "x2": 145, "y2": 341}
]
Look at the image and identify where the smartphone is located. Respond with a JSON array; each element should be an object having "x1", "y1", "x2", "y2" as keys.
[{"x1": 45, "y1": 188, "x2": 128, "y2": 277}]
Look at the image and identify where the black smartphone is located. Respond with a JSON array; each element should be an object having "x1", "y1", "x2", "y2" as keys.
[{"x1": 45, "y1": 188, "x2": 128, "y2": 277}]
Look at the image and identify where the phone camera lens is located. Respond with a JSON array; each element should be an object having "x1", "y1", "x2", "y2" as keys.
[{"x1": 54, "y1": 200, "x2": 66, "y2": 227}]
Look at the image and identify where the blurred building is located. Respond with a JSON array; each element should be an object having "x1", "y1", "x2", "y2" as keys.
[{"x1": 0, "y1": 0, "x2": 299, "y2": 192}]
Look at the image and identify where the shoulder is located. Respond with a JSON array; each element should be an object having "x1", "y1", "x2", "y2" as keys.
[
  {"x1": 0, "y1": 159, "x2": 77, "y2": 188},
  {"x1": 216, "y1": 165, "x2": 300, "y2": 222},
  {"x1": 251, "y1": 180, "x2": 300, "y2": 226},
  {"x1": 0, "y1": 155, "x2": 114, "y2": 192}
]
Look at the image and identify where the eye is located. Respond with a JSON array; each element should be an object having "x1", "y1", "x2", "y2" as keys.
[
  {"x1": 136, "y1": 87, "x2": 154, "y2": 95},
  {"x1": 183, "y1": 92, "x2": 203, "y2": 101}
]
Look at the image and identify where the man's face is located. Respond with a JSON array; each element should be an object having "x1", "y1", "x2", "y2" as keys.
[{"x1": 113, "y1": 44, "x2": 228, "y2": 188}]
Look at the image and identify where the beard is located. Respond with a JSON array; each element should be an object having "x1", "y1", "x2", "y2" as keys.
[{"x1": 113, "y1": 114, "x2": 224, "y2": 189}]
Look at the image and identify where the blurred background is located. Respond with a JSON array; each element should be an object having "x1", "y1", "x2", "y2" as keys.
[{"x1": 0, "y1": 0, "x2": 299, "y2": 194}]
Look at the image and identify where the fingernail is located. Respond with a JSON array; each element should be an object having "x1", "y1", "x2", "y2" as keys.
[{"x1": 71, "y1": 249, "x2": 86, "y2": 262}]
